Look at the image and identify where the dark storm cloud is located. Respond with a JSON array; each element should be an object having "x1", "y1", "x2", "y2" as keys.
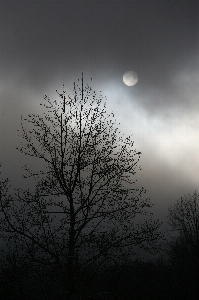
[
  {"x1": 1, "y1": 0, "x2": 198, "y2": 121},
  {"x1": 1, "y1": 1, "x2": 198, "y2": 87}
]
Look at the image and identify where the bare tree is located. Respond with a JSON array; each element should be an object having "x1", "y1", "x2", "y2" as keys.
[
  {"x1": 167, "y1": 190, "x2": 199, "y2": 248},
  {"x1": 166, "y1": 191, "x2": 199, "y2": 298},
  {"x1": 166, "y1": 190, "x2": 199, "y2": 267},
  {"x1": 0, "y1": 74, "x2": 162, "y2": 299}
]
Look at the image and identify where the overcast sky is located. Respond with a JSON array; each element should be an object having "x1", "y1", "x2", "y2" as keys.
[{"x1": 1, "y1": 0, "x2": 199, "y2": 254}]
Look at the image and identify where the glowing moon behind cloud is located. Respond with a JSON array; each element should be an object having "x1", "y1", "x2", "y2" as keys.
[{"x1": 123, "y1": 70, "x2": 138, "y2": 86}]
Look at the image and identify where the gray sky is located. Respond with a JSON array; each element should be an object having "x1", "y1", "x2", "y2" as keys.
[{"x1": 1, "y1": 0, "x2": 199, "y2": 255}]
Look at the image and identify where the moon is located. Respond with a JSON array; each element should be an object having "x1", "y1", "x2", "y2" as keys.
[{"x1": 123, "y1": 70, "x2": 138, "y2": 86}]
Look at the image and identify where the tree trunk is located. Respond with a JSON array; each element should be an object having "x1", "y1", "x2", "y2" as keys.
[{"x1": 66, "y1": 225, "x2": 77, "y2": 300}]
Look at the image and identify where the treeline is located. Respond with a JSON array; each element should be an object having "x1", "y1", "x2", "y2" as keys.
[{"x1": 0, "y1": 251, "x2": 198, "y2": 299}]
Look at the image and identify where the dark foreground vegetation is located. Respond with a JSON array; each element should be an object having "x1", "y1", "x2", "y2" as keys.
[{"x1": 0, "y1": 252, "x2": 199, "y2": 300}]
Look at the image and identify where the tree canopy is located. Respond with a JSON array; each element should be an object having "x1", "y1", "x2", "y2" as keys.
[{"x1": 0, "y1": 74, "x2": 162, "y2": 299}]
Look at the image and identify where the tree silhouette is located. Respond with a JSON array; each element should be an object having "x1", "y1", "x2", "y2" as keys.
[
  {"x1": 167, "y1": 190, "x2": 199, "y2": 249},
  {"x1": 166, "y1": 191, "x2": 199, "y2": 298},
  {"x1": 0, "y1": 74, "x2": 162, "y2": 299}
]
